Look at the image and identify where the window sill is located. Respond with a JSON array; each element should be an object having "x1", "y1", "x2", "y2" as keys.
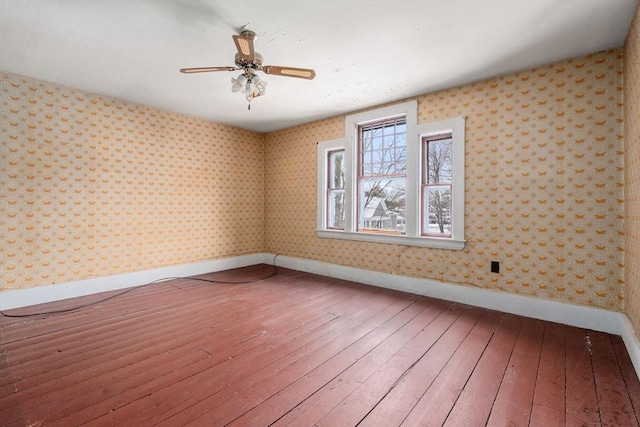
[{"x1": 316, "y1": 229, "x2": 466, "y2": 250}]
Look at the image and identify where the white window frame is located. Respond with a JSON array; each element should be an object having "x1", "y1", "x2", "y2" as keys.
[
  {"x1": 317, "y1": 100, "x2": 465, "y2": 250},
  {"x1": 417, "y1": 117, "x2": 466, "y2": 245},
  {"x1": 317, "y1": 139, "x2": 346, "y2": 231}
]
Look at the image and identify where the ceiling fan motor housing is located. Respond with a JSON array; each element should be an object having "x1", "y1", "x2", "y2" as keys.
[{"x1": 235, "y1": 52, "x2": 263, "y2": 70}]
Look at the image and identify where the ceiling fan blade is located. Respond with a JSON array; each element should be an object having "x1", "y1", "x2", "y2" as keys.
[
  {"x1": 233, "y1": 32, "x2": 255, "y2": 62},
  {"x1": 263, "y1": 66, "x2": 316, "y2": 79},
  {"x1": 180, "y1": 66, "x2": 237, "y2": 73}
]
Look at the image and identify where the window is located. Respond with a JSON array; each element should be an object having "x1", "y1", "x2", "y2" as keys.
[
  {"x1": 327, "y1": 149, "x2": 345, "y2": 229},
  {"x1": 358, "y1": 117, "x2": 407, "y2": 234},
  {"x1": 317, "y1": 138, "x2": 346, "y2": 232},
  {"x1": 317, "y1": 100, "x2": 465, "y2": 250},
  {"x1": 422, "y1": 133, "x2": 453, "y2": 237}
]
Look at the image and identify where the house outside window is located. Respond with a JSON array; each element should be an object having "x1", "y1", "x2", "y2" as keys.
[{"x1": 317, "y1": 100, "x2": 465, "y2": 250}]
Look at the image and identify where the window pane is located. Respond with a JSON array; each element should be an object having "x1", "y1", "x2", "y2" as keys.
[
  {"x1": 328, "y1": 150, "x2": 345, "y2": 189},
  {"x1": 360, "y1": 118, "x2": 406, "y2": 179},
  {"x1": 359, "y1": 177, "x2": 406, "y2": 234},
  {"x1": 423, "y1": 185, "x2": 452, "y2": 236},
  {"x1": 426, "y1": 136, "x2": 453, "y2": 184},
  {"x1": 328, "y1": 189, "x2": 345, "y2": 229}
]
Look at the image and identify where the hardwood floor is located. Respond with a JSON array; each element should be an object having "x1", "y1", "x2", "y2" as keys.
[{"x1": 1, "y1": 264, "x2": 639, "y2": 426}]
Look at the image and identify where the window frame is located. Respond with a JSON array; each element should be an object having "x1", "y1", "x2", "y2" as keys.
[
  {"x1": 316, "y1": 100, "x2": 465, "y2": 250},
  {"x1": 326, "y1": 148, "x2": 346, "y2": 230},
  {"x1": 317, "y1": 139, "x2": 346, "y2": 231},
  {"x1": 422, "y1": 132, "x2": 454, "y2": 238},
  {"x1": 416, "y1": 116, "x2": 465, "y2": 246}
]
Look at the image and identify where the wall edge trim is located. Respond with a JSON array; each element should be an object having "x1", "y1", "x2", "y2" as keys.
[
  {"x1": 267, "y1": 253, "x2": 639, "y2": 378},
  {"x1": 0, "y1": 253, "x2": 264, "y2": 310},
  {"x1": 620, "y1": 314, "x2": 640, "y2": 379},
  {"x1": 268, "y1": 254, "x2": 621, "y2": 333}
]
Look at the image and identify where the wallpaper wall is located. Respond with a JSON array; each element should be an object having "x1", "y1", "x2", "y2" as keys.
[
  {"x1": 0, "y1": 71, "x2": 264, "y2": 291},
  {"x1": 0, "y1": 47, "x2": 630, "y2": 315},
  {"x1": 624, "y1": 6, "x2": 640, "y2": 333},
  {"x1": 265, "y1": 48, "x2": 625, "y2": 311}
]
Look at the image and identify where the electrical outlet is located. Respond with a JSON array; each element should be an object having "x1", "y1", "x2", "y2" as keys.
[{"x1": 491, "y1": 261, "x2": 500, "y2": 273}]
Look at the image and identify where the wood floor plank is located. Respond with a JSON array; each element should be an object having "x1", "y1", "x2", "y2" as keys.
[
  {"x1": 72, "y1": 289, "x2": 410, "y2": 426},
  {"x1": 45, "y1": 280, "x2": 393, "y2": 426},
  {"x1": 565, "y1": 328, "x2": 601, "y2": 427},
  {"x1": 1, "y1": 286, "x2": 244, "y2": 404},
  {"x1": 0, "y1": 348, "x2": 23, "y2": 425},
  {"x1": 42, "y1": 314, "x2": 339, "y2": 427},
  {"x1": 485, "y1": 317, "x2": 545, "y2": 427},
  {"x1": 165, "y1": 294, "x2": 422, "y2": 426},
  {"x1": 0, "y1": 264, "x2": 279, "y2": 343},
  {"x1": 10, "y1": 275, "x2": 341, "y2": 372},
  {"x1": 5, "y1": 296, "x2": 253, "y2": 386},
  {"x1": 2, "y1": 268, "x2": 338, "y2": 424},
  {"x1": 590, "y1": 331, "x2": 639, "y2": 427},
  {"x1": 529, "y1": 321, "x2": 567, "y2": 427},
  {"x1": 1, "y1": 277, "x2": 279, "y2": 364},
  {"x1": 2, "y1": 270, "x2": 307, "y2": 354},
  {"x1": 399, "y1": 309, "x2": 503, "y2": 426},
  {"x1": 441, "y1": 313, "x2": 523, "y2": 427},
  {"x1": 2, "y1": 265, "x2": 640, "y2": 427},
  {"x1": 271, "y1": 300, "x2": 460, "y2": 427},
  {"x1": 612, "y1": 336, "x2": 640, "y2": 423},
  {"x1": 226, "y1": 298, "x2": 448, "y2": 427},
  {"x1": 353, "y1": 306, "x2": 484, "y2": 427},
  {"x1": 238, "y1": 301, "x2": 450, "y2": 425},
  {"x1": 2, "y1": 276, "x2": 336, "y2": 410},
  {"x1": 5, "y1": 281, "x2": 352, "y2": 424}
]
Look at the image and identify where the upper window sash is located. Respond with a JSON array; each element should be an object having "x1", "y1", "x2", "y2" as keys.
[{"x1": 358, "y1": 117, "x2": 407, "y2": 179}]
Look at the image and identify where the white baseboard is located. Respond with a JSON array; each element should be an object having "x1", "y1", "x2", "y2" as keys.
[
  {"x1": 0, "y1": 253, "x2": 264, "y2": 311},
  {"x1": 266, "y1": 253, "x2": 640, "y2": 379},
  {"x1": 621, "y1": 315, "x2": 640, "y2": 379}
]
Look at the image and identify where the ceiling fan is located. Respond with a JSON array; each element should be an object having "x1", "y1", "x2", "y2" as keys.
[{"x1": 180, "y1": 29, "x2": 316, "y2": 108}]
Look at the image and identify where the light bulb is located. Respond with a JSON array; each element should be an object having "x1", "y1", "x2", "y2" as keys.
[
  {"x1": 231, "y1": 74, "x2": 247, "y2": 93},
  {"x1": 256, "y1": 80, "x2": 267, "y2": 95}
]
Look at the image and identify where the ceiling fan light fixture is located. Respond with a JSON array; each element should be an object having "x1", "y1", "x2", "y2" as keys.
[
  {"x1": 233, "y1": 71, "x2": 267, "y2": 103},
  {"x1": 231, "y1": 74, "x2": 247, "y2": 92},
  {"x1": 251, "y1": 74, "x2": 267, "y2": 95}
]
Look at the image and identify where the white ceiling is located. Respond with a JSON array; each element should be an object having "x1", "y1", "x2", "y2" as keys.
[{"x1": 1, "y1": 0, "x2": 637, "y2": 133}]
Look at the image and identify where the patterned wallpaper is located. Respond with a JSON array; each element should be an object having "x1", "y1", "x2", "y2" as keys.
[
  {"x1": 624, "y1": 6, "x2": 640, "y2": 332},
  {"x1": 0, "y1": 46, "x2": 631, "y2": 315},
  {"x1": 265, "y1": 49, "x2": 625, "y2": 311},
  {"x1": 0, "y1": 71, "x2": 264, "y2": 291}
]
